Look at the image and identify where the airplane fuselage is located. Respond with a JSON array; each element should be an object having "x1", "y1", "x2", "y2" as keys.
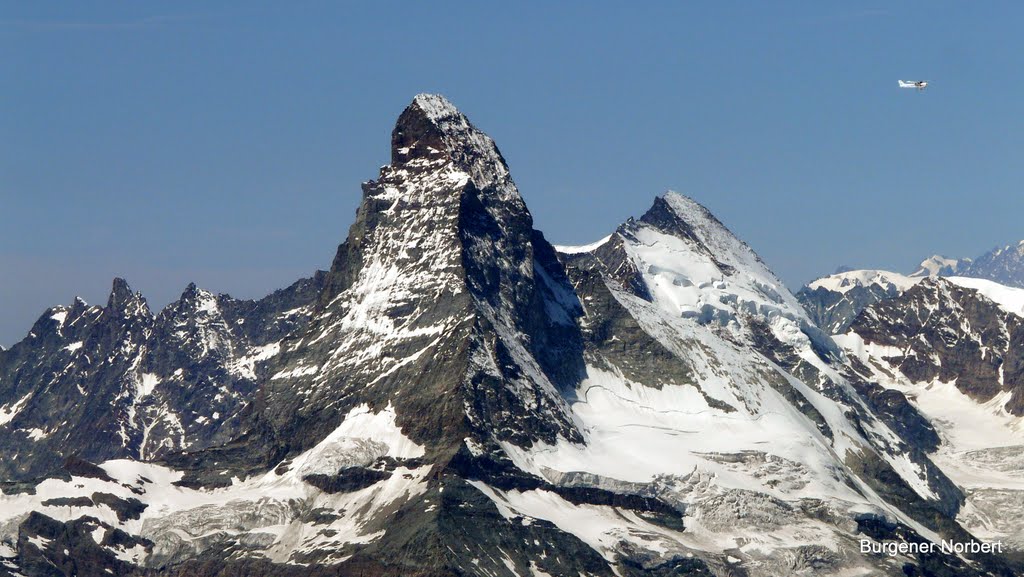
[{"x1": 899, "y1": 80, "x2": 928, "y2": 91}]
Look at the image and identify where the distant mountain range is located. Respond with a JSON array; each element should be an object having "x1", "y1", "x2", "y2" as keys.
[
  {"x1": 907, "y1": 241, "x2": 1024, "y2": 287},
  {"x1": 799, "y1": 242, "x2": 1024, "y2": 336},
  {"x1": 1, "y1": 95, "x2": 1022, "y2": 577},
  {"x1": 798, "y1": 267, "x2": 1024, "y2": 566}
]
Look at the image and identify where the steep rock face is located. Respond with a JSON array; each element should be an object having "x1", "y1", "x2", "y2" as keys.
[
  {"x1": 0, "y1": 283, "x2": 154, "y2": 481},
  {"x1": 246, "y1": 94, "x2": 584, "y2": 469},
  {"x1": 0, "y1": 273, "x2": 326, "y2": 482},
  {"x1": 136, "y1": 95, "x2": 602, "y2": 575}
]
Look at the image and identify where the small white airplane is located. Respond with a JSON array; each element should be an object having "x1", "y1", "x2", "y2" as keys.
[{"x1": 899, "y1": 80, "x2": 928, "y2": 92}]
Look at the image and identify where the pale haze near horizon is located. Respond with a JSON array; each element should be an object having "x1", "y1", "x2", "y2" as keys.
[{"x1": 3, "y1": 2, "x2": 1024, "y2": 345}]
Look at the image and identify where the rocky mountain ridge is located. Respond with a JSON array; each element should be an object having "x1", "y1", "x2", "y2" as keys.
[
  {"x1": 798, "y1": 266, "x2": 1024, "y2": 557},
  {"x1": 963, "y1": 241, "x2": 1024, "y2": 288},
  {"x1": 0, "y1": 272, "x2": 326, "y2": 485},
  {"x1": 870, "y1": 242, "x2": 1024, "y2": 288}
]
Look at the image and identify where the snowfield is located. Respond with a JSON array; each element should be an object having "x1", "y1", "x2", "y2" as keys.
[
  {"x1": 946, "y1": 276, "x2": 1024, "y2": 317},
  {"x1": 808, "y1": 270, "x2": 922, "y2": 295},
  {"x1": 0, "y1": 403, "x2": 432, "y2": 567}
]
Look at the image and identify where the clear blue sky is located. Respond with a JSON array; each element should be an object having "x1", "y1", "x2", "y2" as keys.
[{"x1": 3, "y1": 1, "x2": 1024, "y2": 345}]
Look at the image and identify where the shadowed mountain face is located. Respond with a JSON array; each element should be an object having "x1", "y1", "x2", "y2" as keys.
[{"x1": 1, "y1": 95, "x2": 1020, "y2": 577}]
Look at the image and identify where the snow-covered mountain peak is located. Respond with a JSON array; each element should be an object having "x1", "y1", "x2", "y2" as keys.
[
  {"x1": 623, "y1": 192, "x2": 810, "y2": 330},
  {"x1": 564, "y1": 192, "x2": 838, "y2": 369},
  {"x1": 323, "y1": 94, "x2": 535, "y2": 309},
  {"x1": 410, "y1": 92, "x2": 461, "y2": 122},
  {"x1": 651, "y1": 191, "x2": 735, "y2": 237},
  {"x1": 808, "y1": 269, "x2": 921, "y2": 295},
  {"x1": 799, "y1": 270, "x2": 925, "y2": 335},
  {"x1": 392, "y1": 93, "x2": 512, "y2": 192},
  {"x1": 632, "y1": 192, "x2": 791, "y2": 301},
  {"x1": 910, "y1": 255, "x2": 969, "y2": 277},
  {"x1": 801, "y1": 268, "x2": 1024, "y2": 337},
  {"x1": 902, "y1": 241, "x2": 1024, "y2": 288},
  {"x1": 262, "y1": 94, "x2": 583, "y2": 466}
]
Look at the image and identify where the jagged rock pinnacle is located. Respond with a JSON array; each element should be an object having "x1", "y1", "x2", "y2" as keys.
[
  {"x1": 391, "y1": 93, "x2": 511, "y2": 190},
  {"x1": 105, "y1": 277, "x2": 148, "y2": 316}
]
